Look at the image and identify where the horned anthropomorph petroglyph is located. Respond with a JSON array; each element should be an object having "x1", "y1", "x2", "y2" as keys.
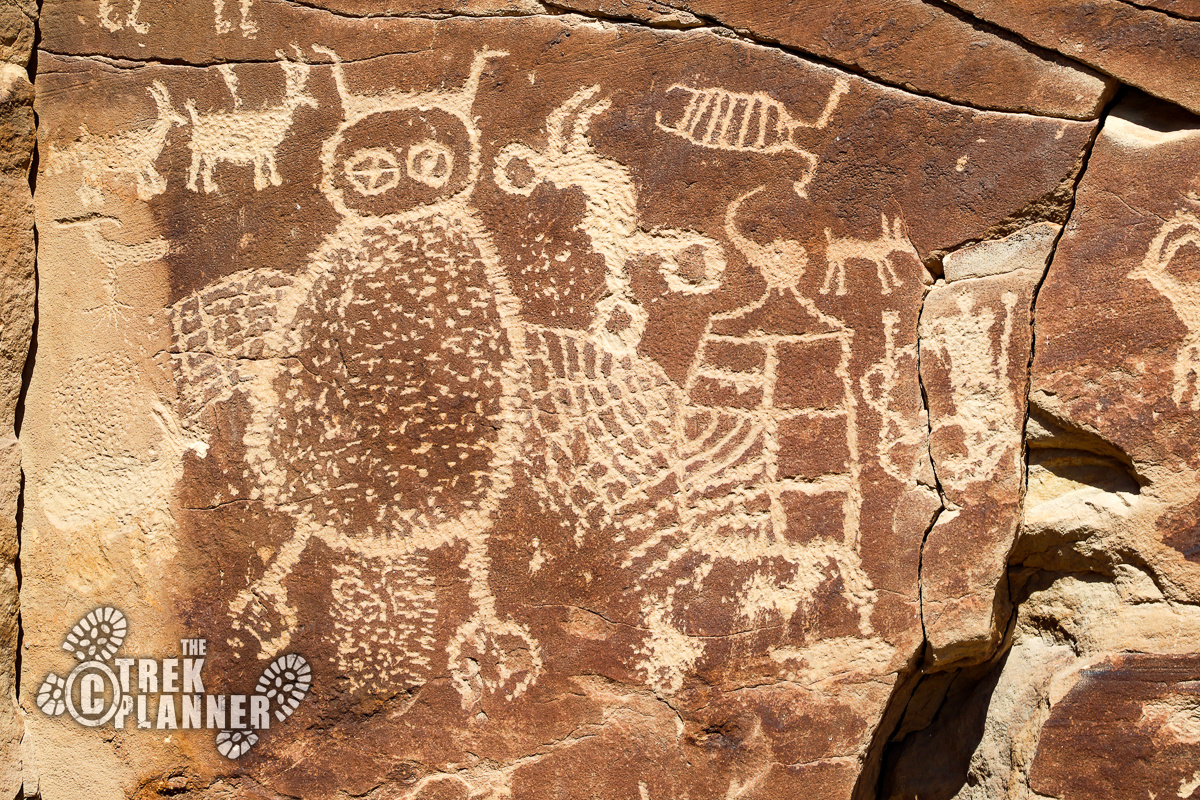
[{"x1": 47, "y1": 81, "x2": 187, "y2": 205}]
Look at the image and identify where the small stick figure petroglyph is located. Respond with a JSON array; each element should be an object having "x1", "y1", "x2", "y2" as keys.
[
  {"x1": 213, "y1": 0, "x2": 256, "y2": 36},
  {"x1": 53, "y1": 215, "x2": 169, "y2": 323}
]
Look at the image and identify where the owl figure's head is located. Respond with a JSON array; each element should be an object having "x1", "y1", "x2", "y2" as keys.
[{"x1": 315, "y1": 46, "x2": 506, "y2": 224}]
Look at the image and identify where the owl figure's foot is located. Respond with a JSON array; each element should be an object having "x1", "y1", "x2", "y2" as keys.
[{"x1": 448, "y1": 615, "x2": 543, "y2": 707}]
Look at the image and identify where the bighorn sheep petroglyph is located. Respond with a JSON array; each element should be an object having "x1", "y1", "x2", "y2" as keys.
[{"x1": 47, "y1": 81, "x2": 186, "y2": 205}]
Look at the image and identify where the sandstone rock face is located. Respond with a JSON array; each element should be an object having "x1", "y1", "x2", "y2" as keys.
[
  {"x1": 20, "y1": 1, "x2": 1102, "y2": 797},
  {"x1": 15, "y1": 1, "x2": 1200, "y2": 799},
  {"x1": 941, "y1": 0, "x2": 1200, "y2": 116},
  {"x1": 882, "y1": 94, "x2": 1200, "y2": 800},
  {"x1": 550, "y1": 0, "x2": 1117, "y2": 118}
]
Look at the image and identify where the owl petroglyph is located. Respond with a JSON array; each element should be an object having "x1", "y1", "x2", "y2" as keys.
[{"x1": 170, "y1": 46, "x2": 540, "y2": 704}]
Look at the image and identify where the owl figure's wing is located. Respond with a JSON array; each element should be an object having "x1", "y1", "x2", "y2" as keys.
[{"x1": 168, "y1": 268, "x2": 311, "y2": 432}]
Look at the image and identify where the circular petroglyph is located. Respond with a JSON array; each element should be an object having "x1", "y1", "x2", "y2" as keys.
[{"x1": 344, "y1": 147, "x2": 403, "y2": 196}]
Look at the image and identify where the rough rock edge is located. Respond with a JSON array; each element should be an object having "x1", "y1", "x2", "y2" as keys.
[
  {"x1": 865, "y1": 89, "x2": 1120, "y2": 799},
  {"x1": 0, "y1": 14, "x2": 36, "y2": 799}
]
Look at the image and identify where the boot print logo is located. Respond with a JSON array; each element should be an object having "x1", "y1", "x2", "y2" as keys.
[{"x1": 35, "y1": 607, "x2": 311, "y2": 759}]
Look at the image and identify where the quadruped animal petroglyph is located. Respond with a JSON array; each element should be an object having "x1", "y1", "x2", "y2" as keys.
[
  {"x1": 821, "y1": 214, "x2": 912, "y2": 296},
  {"x1": 47, "y1": 81, "x2": 187, "y2": 205},
  {"x1": 185, "y1": 50, "x2": 317, "y2": 193}
]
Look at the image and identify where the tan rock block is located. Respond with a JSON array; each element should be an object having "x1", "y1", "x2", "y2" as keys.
[{"x1": 0, "y1": 58, "x2": 33, "y2": 800}]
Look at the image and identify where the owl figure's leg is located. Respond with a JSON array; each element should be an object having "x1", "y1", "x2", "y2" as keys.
[
  {"x1": 229, "y1": 519, "x2": 322, "y2": 659},
  {"x1": 446, "y1": 530, "x2": 542, "y2": 706}
]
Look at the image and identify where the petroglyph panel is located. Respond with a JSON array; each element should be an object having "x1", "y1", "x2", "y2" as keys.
[
  {"x1": 919, "y1": 224, "x2": 1053, "y2": 667},
  {"x1": 26, "y1": 5, "x2": 1097, "y2": 798}
]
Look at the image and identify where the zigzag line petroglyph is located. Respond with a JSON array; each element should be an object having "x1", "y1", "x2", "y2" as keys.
[
  {"x1": 47, "y1": 81, "x2": 186, "y2": 205},
  {"x1": 655, "y1": 78, "x2": 848, "y2": 197},
  {"x1": 185, "y1": 50, "x2": 316, "y2": 193},
  {"x1": 1129, "y1": 209, "x2": 1200, "y2": 409},
  {"x1": 821, "y1": 214, "x2": 912, "y2": 296}
]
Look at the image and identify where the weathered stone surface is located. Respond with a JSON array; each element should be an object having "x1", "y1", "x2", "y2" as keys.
[
  {"x1": 1025, "y1": 93, "x2": 1200, "y2": 595},
  {"x1": 546, "y1": 0, "x2": 703, "y2": 27},
  {"x1": 1030, "y1": 651, "x2": 1200, "y2": 799},
  {"x1": 918, "y1": 224, "x2": 1053, "y2": 667},
  {"x1": 942, "y1": 0, "x2": 1200, "y2": 116},
  {"x1": 22, "y1": 2, "x2": 1099, "y2": 796},
  {"x1": 885, "y1": 93, "x2": 1200, "y2": 800},
  {"x1": 548, "y1": 0, "x2": 1116, "y2": 118},
  {"x1": 884, "y1": 571, "x2": 1200, "y2": 800},
  {"x1": 0, "y1": 0, "x2": 35, "y2": 67},
  {"x1": 0, "y1": 56, "x2": 34, "y2": 799}
]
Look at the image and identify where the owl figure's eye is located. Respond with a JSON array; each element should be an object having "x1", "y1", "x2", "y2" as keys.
[
  {"x1": 407, "y1": 140, "x2": 454, "y2": 189},
  {"x1": 344, "y1": 147, "x2": 403, "y2": 197}
]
